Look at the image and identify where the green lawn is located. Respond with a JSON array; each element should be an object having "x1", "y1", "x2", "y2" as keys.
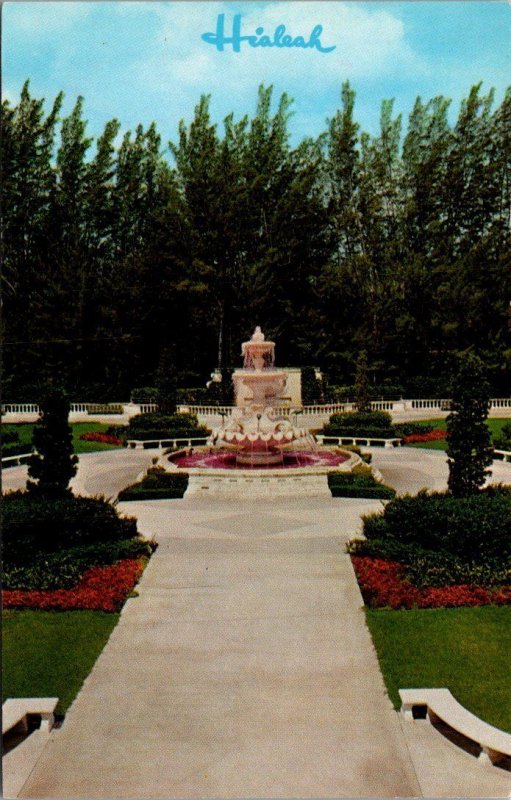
[
  {"x1": 2, "y1": 422, "x2": 124, "y2": 454},
  {"x1": 406, "y1": 417, "x2": 511, "y2": 451},
  {"x1": 366, "y1": 605, "x2": 511, "y2": 732},
  {"x1": 2, "y1": 610, "x2": 120, "y2": 714}
]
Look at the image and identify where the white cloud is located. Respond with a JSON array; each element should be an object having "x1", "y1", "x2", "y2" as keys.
[
  {"x1": 134, "y1": 2, "x2": 426, "y2": 94},
  {"x1": 124, "y1": 0, "x2": 429, "y2": 137},
  {"x1": 4, "y1": 1, "x2": 92, "y2": 36}
]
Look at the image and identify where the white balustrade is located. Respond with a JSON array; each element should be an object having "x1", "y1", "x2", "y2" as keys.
[{"x1": 3, "y1": 398, "x2": 511, "y2": 420}]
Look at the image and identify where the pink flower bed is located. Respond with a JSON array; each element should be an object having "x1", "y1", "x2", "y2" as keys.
[
  {"x1": 79, "y1": 432, "x2": 123, "y2": 446},
  {"x1": 3, "y1": 559, "x2": 144, "y2": 613},
  {"x1": 403, "y1": 429, "x2": 446, "y2": 444},
  {"x1": 352, "y1": 556, "x2": 511, "y2": 610}
]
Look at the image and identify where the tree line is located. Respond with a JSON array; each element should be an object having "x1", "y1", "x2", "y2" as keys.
[{"x1": 2, "y1": 79, "x2": 510, "y2": 401}]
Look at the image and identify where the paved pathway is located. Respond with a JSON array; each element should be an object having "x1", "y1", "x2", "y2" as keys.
[
  {"x1": 8, "y1": 449, "x2": 511, "y2": 797},
  {"x1": 20, "y1": 496, "x2": 422, "y2": 798}
]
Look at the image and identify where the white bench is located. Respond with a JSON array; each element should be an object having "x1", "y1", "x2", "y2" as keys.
[
  {"x1": 400, "y1": 688, "x2": 511, "y2": 767},
  {"x1": 3, "y1": 697, "x2": 58, "y2": 736}
]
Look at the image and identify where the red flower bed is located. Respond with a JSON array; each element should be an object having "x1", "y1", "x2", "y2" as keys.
[
  {"x1": 352, "y1": 556, "x2": 511, "y2": 609},
  {"x1": 403, "y1": 429, "x2": 446, "y2": 444},
  {"x1": 79, "y1": 432, "x2": 123, "y2": 446},
  {"x1": 3, "y1": 559, "x2": 144, "y2": 613}
]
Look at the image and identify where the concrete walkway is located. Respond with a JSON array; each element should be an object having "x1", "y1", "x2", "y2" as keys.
[{"x1": 20, "y1": 496, "x2": 422, "y2": 798}]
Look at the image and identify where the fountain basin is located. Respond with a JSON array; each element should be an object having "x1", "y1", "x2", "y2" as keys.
[{"x1": 158, "y1": 446, "x2": 361, "y2": 497}]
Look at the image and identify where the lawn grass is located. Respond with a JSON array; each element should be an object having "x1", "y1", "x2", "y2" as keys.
[
  {"x1": 406, "y1": 417, "x2": 511, "y2": 451},
  {"x1": 366, "y1": 605, "x2": 511, "y2": 732},
  {"x1": 2, "y1": 422, "x2": 124, "y2": 454},
  {"x1": 2, "y1": 610, "x2": 120, "y2": 714}
]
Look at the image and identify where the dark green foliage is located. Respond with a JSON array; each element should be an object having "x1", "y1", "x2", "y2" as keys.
[
  {"x1": 357, "y1": 487, "x2": 511, "y2": 564},
  {"x1": 118, "y1": 468, "x2": 189, "y2": 500},
  {"x1": 2, "y1": 82, "x2": 511, "y2": 399},
  {"x1": 354, "y1": 351, "x2": 370, "y2": 411},
  {"x1": 156, "y1": 346, "x2": 178, "y2": 414},
  {"x1": 394, "y1": 422, "x2": 434, "y2": 436},
  {"x1": 403, "y1": 554, "x2": 511, "y2": 589},
  {"x1": 125, "y1": 412, "x2": 210, "y2": 440},
  {"x1": 130, "y1": 387, "x2": 158, "y2": 403},
  {"x1": 2, "y1": 443, "x2": 32, "y2": 458},
  {"x1": 176, "y1": 387, "x2": 210, "y2": 404},
  {"x1": 3, "y1": 538, "x2": 155, "y2": 590},
  {"x1": 323, "y1": 410, "x2": 396, "y2": 439},
  {"x1": 27, "y1": 388, "x2": 78, "y2": 497},
  {"x1": 328, "y1": 411, "x2": 393, "y2": 429},
  {"x1": 3, "y1": 491, "x2": 138, "y2": 566},
  {"x1": 446, "y1": 353, "x2": 493, "y2": 496}
]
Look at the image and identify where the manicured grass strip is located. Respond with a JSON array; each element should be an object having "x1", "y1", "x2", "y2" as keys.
[
  {"x1": 365, "y1": 605, "x2": 511, "y2": 732},
  {"x1": 406, "y1": 417, "x2": 511, "y2": 451},
  {"x1": 2, "y1": 422, "x2": 124, "y2": 454},
  {"x1": 2, "y1": 610, "x2": 119, "y2": 714}
]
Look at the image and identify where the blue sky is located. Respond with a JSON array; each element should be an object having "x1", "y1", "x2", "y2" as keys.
[{"x1": 3, "y1": 1, "x2": 511, "y2": 150}]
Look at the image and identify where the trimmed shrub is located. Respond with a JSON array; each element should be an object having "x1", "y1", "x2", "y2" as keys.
[
  {"x1": 323, "y1": 426, "x2": 397, "y2": 440},
  {"x1": 359, "y1": 487, "x2": 511, "y2": 564},
  {"x1": 3, "y1": 491, "x2": 138, "y2": 566},
  {"x1": 328, "y1": 410, "x2": 394, "y2": 430},
  {"x1": 328, "y1": 469, "x2": 396, "y2": 499},
  {"x1": 3, "y1": 538, "x2": 155, "y2": 590},
  {"x1": 323, "y1": 411, "x2": 397, "y2": 440},
  {"x1": 126, "y1": 412, "x2": 210, "y2": 440},
  {"x1": 118, "y1": 468, "x2": 189, "y2": 501}
]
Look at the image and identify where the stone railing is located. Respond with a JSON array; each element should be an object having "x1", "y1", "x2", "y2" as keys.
[
  {"x1": 3, "y1": 398, "x2": 511, "y2": 420},
  {"x1": 1, "y1": 403, "x2": 159, "y2": 419},
  {"x1": 315, "y1": 434, "x2": 402, "y2": 449},
  {"x1": 127, "y1": 436, "x2": 209, "y2": 450},
  {"x1": 493, "y1": 448, "x2": 511, "y2": 462}
]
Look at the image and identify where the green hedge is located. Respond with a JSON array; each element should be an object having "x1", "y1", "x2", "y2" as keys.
[
  {"x1": 350, "y1": 488, "x2": 511, "y2": 584},
  {"x1": 3, "y1": 491, "x2": 138, "y2": 566},
  {"x1": 125, "y1": 412, "x2": 210, "y2": 440},
  {"x1": 328, "y1": 410, "x2": 394, "y2": 430},
  {"x1": 4, "y1": 538, "x2": 155, "y2": 590},
  {"x1": 118, "y1": 468, "x2": 189, "y2": 501},
  {"x1": 328, "y1": 471, "x2": 396, "y2": 499}
]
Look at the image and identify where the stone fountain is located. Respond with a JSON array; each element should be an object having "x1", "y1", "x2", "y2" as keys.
[
  {"x1": 160, "y1": 326, "x2": 360, "y2": 495},
  {"x1": 209, "y1": 327, "x2": 314, "y2": 466}
]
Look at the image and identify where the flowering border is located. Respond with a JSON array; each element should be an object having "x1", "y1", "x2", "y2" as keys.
[
  {"x1": 79, "y1": 432, "x2": 123, "y2": 446},
  {"x1": 3, "y1": 559, "x2": 144, "y2": 613},
  {"x1": 352, "y1": 556, "x2": 511, "y2": 609},
  {"x1": 403, "y1": 429, "x2": 446, "y2": 444}
]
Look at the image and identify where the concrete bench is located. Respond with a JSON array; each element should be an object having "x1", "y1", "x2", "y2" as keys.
[
  {"x1": 3, "y1": 697, "x2": 58, "y2": 736},
  {"x1": 400, "y1": 688, "x2": 511, "y2": 767}
]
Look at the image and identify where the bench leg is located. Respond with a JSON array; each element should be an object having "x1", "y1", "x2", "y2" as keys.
[
  {"x1": 401, "y1": 704, "x2": 414, "y2": 721},
  {"x1": 478, "y1": 746, "x2": 493, "y2": 766},
  {"x1": 39, "y1": 712, "x2": 55, "y2": 733}
]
